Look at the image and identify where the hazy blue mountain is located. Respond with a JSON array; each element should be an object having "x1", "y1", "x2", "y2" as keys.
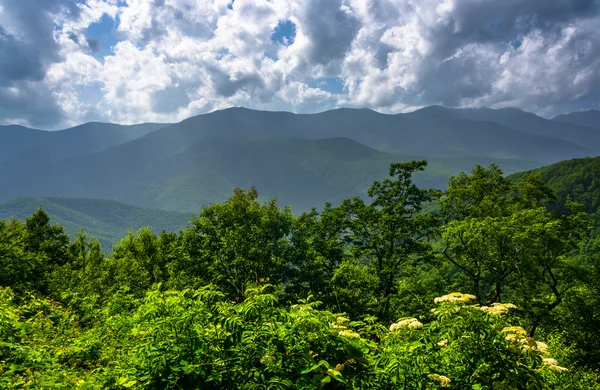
[
  {"x1": 0, "y1": 196, "x2": 193, "y2": 250},
  {"x1": 2, "y1": 106, "x2": 597, "y2": 213},
  {"x1": 0, "y1": 122, "x2": 168, "y2": 182},
  {"x1": 0, "y1": 135, "x2": 541, "y2": 213},
  {"x1": 0, "y1": 122, "x2": 168, "y2": 162},
  {"x1": 553, "y1": 110, "x2": 600, "y2": 130},
  {"x1": 424, "y1": 106, "x2": 600, "y2": 152},
  {"x1": 118, "y1": 107, "x2": 590, "y2": 163}
]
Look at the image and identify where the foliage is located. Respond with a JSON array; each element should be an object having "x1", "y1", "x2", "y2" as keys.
[
  {"x1": 1, "y1": 159, "x2": 600, "y2": 388},
  {"x1": 1, "y1": 285, "x2": 574, "y2": 389},
  {"x1": 440, "y1": 165, "x2": 588, "y2": 335}
]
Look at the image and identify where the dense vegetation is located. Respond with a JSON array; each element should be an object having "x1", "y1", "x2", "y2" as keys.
[
  {"x1": 2, "y1": 160, "x2": 600, "y2": 388},
  {"x1": 511, "y1": 157, "x2": 600, "y2": 214}
]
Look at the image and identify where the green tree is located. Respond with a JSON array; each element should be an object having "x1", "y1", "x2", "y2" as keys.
[
  {"x1": 284, "y1": 203, "x2": 349, "y2": 307},
  {"x1": 333, "y1": 160, "x2": 440, "y2": 321},
  {"x1": 0, "y1": 209, "x2": 71, "y2": 296},
  {"x1": 105, "y1": 227, "x2": 163, "y2": 297},
  {"x1": 180, "y1": 187, "x2": 294, "y2": 300},
  {"x1": 23, "y1": 208, "x2": 70, "y2": 267},
  {"x1": 440, "y1": 165, "x2": 588, "y2": 335},
  {"x1": 49, "y1": 232, "x2": 106, "y2": 301}
]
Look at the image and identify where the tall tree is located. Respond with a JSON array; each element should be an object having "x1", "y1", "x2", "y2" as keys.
[
  {"x1": 440, "y1": 165, "x2": 588, "y2": 335},
  {"x1": 181, "y1": 187, "x2": 294, "y2": 301},
  {"x1": 333, "y1": 160, "x2": 440, "y2": 321}
]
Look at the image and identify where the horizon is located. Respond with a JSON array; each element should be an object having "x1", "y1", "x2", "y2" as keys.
[{"x1": 3, "y1": 104, "x2": 599, "y2": 132}]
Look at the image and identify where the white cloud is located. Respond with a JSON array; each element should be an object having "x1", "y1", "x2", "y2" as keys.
[{"x1": 1, "y1": 0, "x2": 599, "y2": 128}]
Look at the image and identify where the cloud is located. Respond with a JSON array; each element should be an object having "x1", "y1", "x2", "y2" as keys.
[
  {"x1": 0, "y1": 0, "x2": 83, "y2": 126},
  {"x1": 1, "y1": 0, "x2": 600, "y2": 128},
  {"x1": 342, "y1": 0, "x2": 600, "y2": 114}
]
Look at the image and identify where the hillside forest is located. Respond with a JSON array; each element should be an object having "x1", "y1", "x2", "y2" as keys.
[{"x1": 3, "y1": 159, "x2": 600, "y2": 389}]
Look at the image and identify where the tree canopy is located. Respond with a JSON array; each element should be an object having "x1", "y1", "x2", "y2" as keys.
[{"x1": 1, "y1": 160, "x2": 599, "y2": 389}]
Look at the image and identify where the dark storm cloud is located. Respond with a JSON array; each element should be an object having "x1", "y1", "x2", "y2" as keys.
[
  {"x1": 431, "y1": 0, "x2": 599, "y2": 58},
  {"x1": 302, "y1": 0, "x2": 361, "y2": 68},
  {"x1": 122, "y1": 0, "x2": 216, "y2": 44},
  {"x1": 211, "y1": 68, "x2": 266, "y2": 98},
  {"x1": 0, "y1": 0, "x2": 79, "y2": 126},
  {"x1": 86, "y1": 37, "x2": 100, "y2": 52},
  {"x1": 361, "y1": 0, "x2": 600, "y2": 113},
  {"x1": 0, "y1": 82, "x2": 65, "y2": 128},
  {"x1": 0, "y1": 27, "x2": 46, "y2": 86}
]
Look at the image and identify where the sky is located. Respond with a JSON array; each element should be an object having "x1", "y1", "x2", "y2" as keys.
[{"x1": 0, "y1": 0, "x2": 599, "y2": 129}]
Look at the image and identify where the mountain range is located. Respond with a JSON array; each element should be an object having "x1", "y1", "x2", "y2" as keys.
[{"x1": 1, "y1": 106, "x2": 599, "y2": 214}]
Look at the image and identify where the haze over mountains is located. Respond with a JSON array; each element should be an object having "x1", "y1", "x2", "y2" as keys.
[
  {"x1": 0, "y1": 197, "x2": 192, "y2": 249},
  {"x1": 1, "y1": 106, "x2": 599, "y2": 218}
]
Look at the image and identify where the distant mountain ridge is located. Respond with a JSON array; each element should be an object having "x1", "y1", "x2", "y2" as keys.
[
  {"x1": 0, "y1": 122, "x2": 169, "y2": 184},
  {"x1": 0, "y1": 196, "x2": 192, "y2": 250},
  {"x1": 1, "y1": 106, "x2": 598, "y2": 213},
  {"x1": 552, "y1": 110, "x2": 600, "y2": 130}
]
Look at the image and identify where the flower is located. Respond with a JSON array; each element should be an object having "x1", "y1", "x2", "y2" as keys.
[
  {"x1": 480, "y1": 302, "x2": 517, "y2": 316},
  {"x1": 519, "y1": 337, "x2": 550, "y2": 354},
  {"x1": 330, "y1": 316, "x2": 350, "y2": 329},
  {"x1": 338, "y1": 329, "x2": 360, "y2": 339},
  {"x1": 437, "y1": 339, "x2": 448, "y2": 347},
  {"x1": 502, "y1": 326, "x2": 527, "y2": 336},
  {"x1": 535, "y1": 341, "x2": 548, "y2": 353},
  {"x1": 502, "y1": 326, "x2": 527, "y2": 342},
  {"x1": 543, "y1": 358, "x2": 568, "y2": 372},
  {"x1": 291, "y1": 304, "x2": 313, "y2": 311},
  {"x1": 329, "y1": 322, "x2": 346, "y2": 329},
  {"x1": 389, "y1": 318, "x2": 423, "y2": 332},
  {"x1": 493, "y1": 302, "x2": 517, "y2": 309},
  {"x1": 548, "y1": 365, "x2": 569, "y2": 373},
  {"x1": 434, "y1": 292, "x2": 477, "y2": 304},
  {"x1": 428, "y1": 373, "x2": 451, "y2": 387}
]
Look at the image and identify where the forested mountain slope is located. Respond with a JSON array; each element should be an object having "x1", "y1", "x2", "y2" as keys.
[
  {"x1": 0, "y1": 122, "x2": 168, "y2": 182},
  {"x1": 431, "y1": 106, "x2": 600, "y2": 151},
  {"x1": 0, "y1": 122, "x2": 167, "y2": 163},
  {"x1": 0, "y1": 136, "x2": 540, "y2": 212},
  {"x1": 0, "y1": 196, "x2": 192, "y2": 249},
  {"x1": 510, "y1": 156, "x2": 600, "y2": 214},
  {"x1": 109, "y1": 106, "x2": 592, "y2": 162},
  {"x1": 2, "y1": 106, "x2": 597, "y2": 212}
]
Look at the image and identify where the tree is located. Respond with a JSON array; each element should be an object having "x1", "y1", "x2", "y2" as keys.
[
  {"x1": 0, "y1": 209, "x2": 71, "y2": 295},
  {"x1": 440, "y1": 165, "x2": 588, "y2": 335},
  {"x1": 283, "y1": 203, "x2": 349, "y2": 307},
  {"x1": 49, "y1": 231, "x2": 106, "y2": 301},
  {"x1": 180, "y1": 187, "x2": 294, "y2": 301},
  {"x1": 333, "y1": 160, "x2": 440, "y2": 321},
  {"x1": 23, "y1": 208, "x2": 70, "y2": 267},
  {"x1": 105, "y1": 227, "x2": 162, "y2": 297}
]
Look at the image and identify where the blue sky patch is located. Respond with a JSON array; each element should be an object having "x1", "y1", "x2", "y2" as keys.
[
  {"x1": 85, "y1": 14, "x2": 119, "y2": 60},
  {"x1": 271, "y1": 20, "x2": 296, "y2": 46},
  {"x1": 309, "y1": 77, "x2": 345, "y2": 94}
]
